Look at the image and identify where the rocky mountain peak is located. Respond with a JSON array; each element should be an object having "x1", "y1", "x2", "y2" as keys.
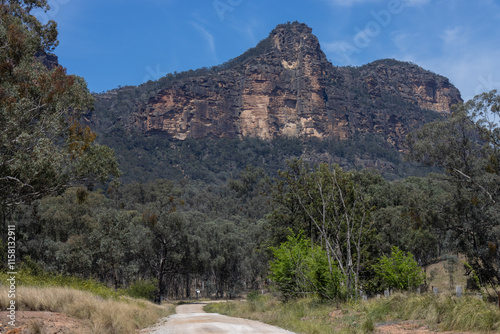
[
  {"x1": 221, "y1": 21, "x2": 327, "y2": 73},
  {"x1": 267, "y1": 22, "x2": 324, "y2": 64},
  {"x1": 100, "y1": 22, "x2": 462, "y2": 150}
]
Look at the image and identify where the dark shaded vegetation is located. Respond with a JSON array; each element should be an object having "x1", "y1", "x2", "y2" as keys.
[
  {"x1": 1, "y1": 168, "x2": 271, "y2": 302},
  {"x1": 97, "y1": 130, "x2": 438, "y2": 184}
]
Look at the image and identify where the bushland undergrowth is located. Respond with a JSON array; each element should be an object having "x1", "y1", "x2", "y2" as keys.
[
  {"x1": 205, "y1": 292, "x2": 500, "y2": 333},
  {"x1": 0, "y1": 267, "x2": 157, "y2": 300}
]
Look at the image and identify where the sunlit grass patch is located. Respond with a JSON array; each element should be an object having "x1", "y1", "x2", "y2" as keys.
[
  {"x1": 0, "y1": 286, "x2": 174, "y2": 334},
  {"x1": 355, "y1": 292, "x2": 500, "y2": 333}
]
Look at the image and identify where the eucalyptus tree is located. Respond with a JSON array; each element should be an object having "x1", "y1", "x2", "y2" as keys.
[
  {"x1": 369, "y1": 176, "x2": 450, "y2": 269},
  {"x1": 270, "y1": 159, "x2": 374, "y2": 296},
  {"x1": 0, "y1": 0, "x2": 119, "y2": 214},
  {"x1": 201, "y1": 219, "x2": 247, "y2": 298},
  {"x1": 408, "y1": 90, "x2": 500, "y2": 289}
]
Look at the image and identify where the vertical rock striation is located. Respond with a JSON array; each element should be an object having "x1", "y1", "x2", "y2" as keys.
[{"x1": 129, "y1": 22, "x2": 462, "y2": 150}]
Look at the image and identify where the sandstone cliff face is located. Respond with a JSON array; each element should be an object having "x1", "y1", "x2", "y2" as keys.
[{"x1": 131, "y1": 22, "x2": 462, "y2": 150}]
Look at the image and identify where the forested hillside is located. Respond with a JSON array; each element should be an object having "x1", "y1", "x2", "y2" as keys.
[
  {"x1": 7, "y1": 96, "x2": 500, "y2": 301},
  {"x1": 2, "y1": 1, "x2": 500, "y2": 316},
  {"x1": 98, "y1": 131, "x2": 439, "y2": 184},
  {"x1": 88, "y1": 21, "x2": 461, "y2": 183}
]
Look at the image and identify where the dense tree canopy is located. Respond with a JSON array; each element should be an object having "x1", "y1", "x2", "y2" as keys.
[
  {"x1": 0, "y1": 0, "x2": 119, "y2": 210},
  {"x1": 409, "y1": 90, "x2": 500, "y2": 289},
  {"x1": 268, "y1": 159, "x2": 376, "y2": 296}
]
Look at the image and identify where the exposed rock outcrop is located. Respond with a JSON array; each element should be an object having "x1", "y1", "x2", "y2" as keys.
[
  {"x1": 35, "y1": 51, "x2": 59, "y2": 70},
  {"x1": 126, "y1": 22, "x2": 462, "y2": 150}
]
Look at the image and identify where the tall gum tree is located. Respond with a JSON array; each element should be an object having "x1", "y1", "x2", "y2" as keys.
[
  {"x1": 408, "y1": 90, "x2": 500, "y2": 291},
  {"x1": 270, "y1": 159, "x2": 374, "y2": 297},
  {"x1": 0, "y1": 1, "x2": 120, "y2": 214}
]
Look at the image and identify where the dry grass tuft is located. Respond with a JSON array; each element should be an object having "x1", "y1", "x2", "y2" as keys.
[
  {"x1": 359, "y1": 292, "x2": 500, "y2": 332},
  {"x1": 0, "y1": 286, "x2": 174, "y2": 334},
  {"x1": 26, "y1": 320, "x2": 44, "y2": 334},
  {"x1": 207, "y1": 292, "x2": 500, "y2": 334}
]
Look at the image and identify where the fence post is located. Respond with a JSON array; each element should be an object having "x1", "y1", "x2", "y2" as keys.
[{"x1": 359, "y1": 290, "x2": 368, "y2": 301}]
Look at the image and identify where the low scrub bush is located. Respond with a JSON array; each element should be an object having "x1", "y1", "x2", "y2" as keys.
[
  {"x1": 372, "y1": 246, "x2": 425, "y2": 291},
  {"x1": 268, "y1": 233, "x2": 345, "y2": 300},
  {"x1": 124, "y1": 279, "x2": 158, "y2": 300}
]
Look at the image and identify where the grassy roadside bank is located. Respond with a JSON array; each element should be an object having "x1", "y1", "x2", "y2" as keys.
[
  {"x1": 0, "y1": 266, "x2": 175, "y2": 332},
  {"x1": 0, "y1": 286, "x2": 174, "y2": 333},
  {"x1": 0, "y1": 267, "x2": 157, "y2": 300},
  {"x1": 205, "y1": 293, "x2": 500, "y2": 333}
]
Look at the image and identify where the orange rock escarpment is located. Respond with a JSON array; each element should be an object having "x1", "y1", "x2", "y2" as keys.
[{"x1": 131, "y1": 22, "x2": 461, "y2": 150}]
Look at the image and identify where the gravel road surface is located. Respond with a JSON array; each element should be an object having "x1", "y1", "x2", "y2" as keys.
[{"x1": 141, "y1": 301, "x2": 295, "y2": 334}]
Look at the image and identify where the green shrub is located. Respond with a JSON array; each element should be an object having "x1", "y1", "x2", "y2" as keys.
[
  {"x1": 247, "y1": 290, "x2": 263, "y2": 301},
  {"x1": 268, "y1": 233, "x2": 344, "y2": 300},
  {"x1": 372, "y1": 246, "x2": 425, "y2": 291},
  {"x1": 125, "y1": 279, "x2": 157, "y2": 300}
]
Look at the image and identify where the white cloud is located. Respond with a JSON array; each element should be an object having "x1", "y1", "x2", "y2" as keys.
[
  {"x1": 440, "y1": 27, "x2": 468, "y2": 46},
  {"x1": 323, "y1": 40, "x2": 363, "y2": 64},
  {"x1": 391, "y1": 31, "x2": 410, "y2": 52},
  {"x1": 226, "y1": 16, "x2": 262, "y2": 46},
  {"x1": 190, "y1": 22, "x2": 217, "y2": 59}
]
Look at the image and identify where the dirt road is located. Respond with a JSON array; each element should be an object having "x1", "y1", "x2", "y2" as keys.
[{"x1": 141, "y1": 301, "x2": 295, "y2": 334}]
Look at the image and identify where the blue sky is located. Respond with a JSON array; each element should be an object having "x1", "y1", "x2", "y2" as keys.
[{"x1": 37, "y1": 0, "x2": 500, "y2": 101}]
